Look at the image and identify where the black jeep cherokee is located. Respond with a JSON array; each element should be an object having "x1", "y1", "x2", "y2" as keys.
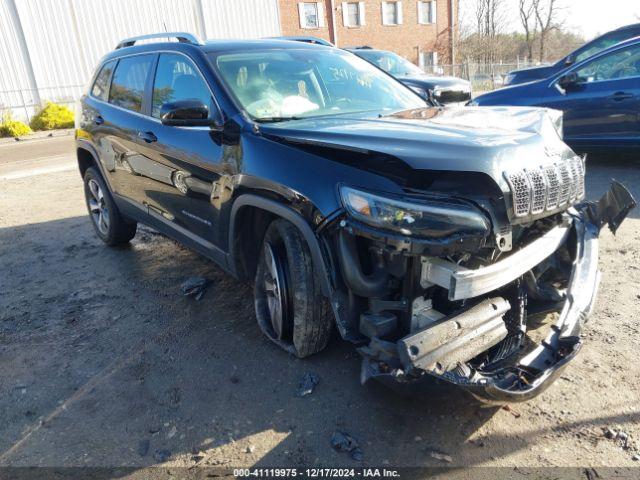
[{"x1": 76, "y1": 33, "x2": 635, "y2": 403}]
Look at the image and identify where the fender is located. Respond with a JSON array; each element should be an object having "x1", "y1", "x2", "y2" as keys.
[
  {"x1": 228, "y1": 194, "x2": 333, "y2": 297},
  {"x1": 76, "y1": 138, "x2": 110, "y2": 183}
]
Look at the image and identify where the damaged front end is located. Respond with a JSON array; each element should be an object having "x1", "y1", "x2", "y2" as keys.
[{"x1": 329, "y1": 180, "x2": 635, "y2": 403}]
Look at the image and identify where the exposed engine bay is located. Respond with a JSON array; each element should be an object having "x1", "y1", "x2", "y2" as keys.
[{"x1": 328, "y1": 180, "x2": 635, "y2": 403}]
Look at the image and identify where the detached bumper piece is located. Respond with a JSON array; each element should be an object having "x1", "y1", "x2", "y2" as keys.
[
  {"x1": 357, "y1": 182, "x2": 636, "y2": 403},
  {"x1": 398, "y1": 298, "x2": 510, "y2": 374}
]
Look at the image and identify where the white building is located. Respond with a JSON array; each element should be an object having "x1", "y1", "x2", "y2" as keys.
[{"x1": 0, "y1": 0, "x2": 282, "y2": 120}]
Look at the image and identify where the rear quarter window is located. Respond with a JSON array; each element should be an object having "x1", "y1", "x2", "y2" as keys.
[
  {"x1": 91, "y1": 60, "x2": 116, "y2": 101},
  {"x1": 108, "y1": 54, "x2": 154, "y2": 113}
]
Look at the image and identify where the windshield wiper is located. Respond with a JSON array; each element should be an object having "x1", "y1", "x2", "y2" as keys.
[{"x1": 255, "y1": 116, "x2": 304, "y2": 123}]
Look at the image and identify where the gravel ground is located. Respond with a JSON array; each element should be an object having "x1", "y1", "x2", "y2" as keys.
[{"x1": 0, "y1": 139, "x2": 639, "y2": 471}]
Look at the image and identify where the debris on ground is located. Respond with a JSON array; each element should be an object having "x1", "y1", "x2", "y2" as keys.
[
  {"x1": 604, "y1": 427, "x2": 617, "y2": 439},
  {"x1": 296, "y1": 372, "x2": 319, "y2": 397},
  {"x1": 429, "y1": 450, "x2": 453, "y2": 463},
  {"x1": 331, "y1": 431, "x2": 363, "y2": 461},
  {"x1": 153, "y1": 449, "x2": 171, "y2": 462},
  {"x1": 632, "y1": 454, "x2": 640, "y2": 461},
  {"x1": 166, "y1": 425, "x2": 177, "y2": 439},
  {"x1": 502, "y1": 404, "x2": 521, "y2": 418},
  {"x1": 618, "y1": 431, "x2": 629, "y2": 448},
  {"x1": 245, "y1": 445, "x2": 256, "y2": 454},
  {"x1": 180, "y1": 277, "x2": 211, "y2": 300}
]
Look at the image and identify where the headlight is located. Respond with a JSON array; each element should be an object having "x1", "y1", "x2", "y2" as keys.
[
  {"x1": 339, "y1": 186, "x2": 490, "y2": 238},
  {"x1": 504, "y1": 74, "x2": 515, "y2": 85},
  {"x1": 467, "y1": 99, "x2": 479, "y2": 106}
]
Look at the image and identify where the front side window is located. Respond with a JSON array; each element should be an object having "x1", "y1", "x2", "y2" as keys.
[
  {"x1": 91, "y1": 60, "x2": 116, "y2": 101},
  {"x1": 109, "y1": 55, "x2": 154, "y2": 112},
  {"x1": 213, "y1": 49, "x2": 424, "y2": 120},
  {"x1": 151, "y1": 53, "x2": 214, "y2": 118},
  {"x1": 574, "y1": 44, "x2": 640, "y2": 83},
  {"x1": 382, "y1": 1, "x2": 402, "y2": 25}
]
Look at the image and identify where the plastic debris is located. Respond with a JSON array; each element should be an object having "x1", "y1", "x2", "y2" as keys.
[
  {"x1": 181, "y1": 277, "x2": 210, "y2": 300},
  {"x1": 297, "y1": 372, "x2": 319, "y2": 397},
  {"x1": 429, "y1": 451, "x2": 453, "y2": 463},
  {"x1": 331, "y1": 431, "x2": 363, "y2": 461}
]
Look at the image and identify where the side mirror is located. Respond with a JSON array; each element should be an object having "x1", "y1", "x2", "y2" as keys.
[
  {"x1": 564, "y1": 54, "x2": 575, "y2": 66},
  {"x1": 160, "y1": 100, "x2": 217, "y2": 127},
  {"x1": 558, "y1": 72, "x2": 579, "y2": 90}
]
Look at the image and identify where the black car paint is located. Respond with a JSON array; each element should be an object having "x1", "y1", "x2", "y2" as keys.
[{"x1": 77, "y1": 39, "x2": 634, "y2": 402}]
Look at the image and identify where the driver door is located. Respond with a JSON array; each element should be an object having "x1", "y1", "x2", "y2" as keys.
[{"x1": 541, "y1": 43, "x2": 640, "y2": 150}]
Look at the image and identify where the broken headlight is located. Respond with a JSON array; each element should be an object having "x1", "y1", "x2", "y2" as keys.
[{"x1": 340, "y1": 186, "x2": 490, "y2": 238}]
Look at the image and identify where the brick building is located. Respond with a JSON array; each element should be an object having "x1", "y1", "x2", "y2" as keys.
[{"x1": 278, "y1": 0, "x2": 458, "y2": 67}]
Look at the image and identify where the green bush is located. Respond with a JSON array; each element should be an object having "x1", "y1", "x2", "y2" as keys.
[
  {"x1": 0, "y1": 114, "x2": 32, "y2": 138},
  {"x1": 30, "y1": 102, "x2": 75, "y2": 130}
]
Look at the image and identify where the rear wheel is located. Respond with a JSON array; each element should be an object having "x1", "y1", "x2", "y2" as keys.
[
  {"x1": 83, "y1": 167, "x2": 137, "y2": 245},
  {"x1": 254, "y1": 219, "x2": 332, "y2": 358}
]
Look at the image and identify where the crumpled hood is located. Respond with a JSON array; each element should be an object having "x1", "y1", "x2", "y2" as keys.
[{"x1": 259, "y1": 106, "x2": 574, "y2": 193}]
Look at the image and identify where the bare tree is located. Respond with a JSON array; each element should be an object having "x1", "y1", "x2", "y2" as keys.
[
  {"x1": 533, "y1": 0, "x2": 564, "y2": 62},
  {"x1": 519, "y1": 0, "x2": 536, "y2": 62}
]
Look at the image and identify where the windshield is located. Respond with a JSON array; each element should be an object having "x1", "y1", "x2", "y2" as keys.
[
  {"x1": 211, "y1": 48, "x2": 425, "y2": 120},
  {"x1": 355, "y1": 50, "x2": 425, "y2": 76},
  {"x1": 570, "y1": 29, "x2": 640, "y2": 64}
]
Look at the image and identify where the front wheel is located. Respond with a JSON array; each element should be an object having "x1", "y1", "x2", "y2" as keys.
[
  {"x1": 254, "y1": 219, "x2": 332, "y2": 358},
  {"x1": 83, "y1": 167, "x2": 137, "y2": 246}
]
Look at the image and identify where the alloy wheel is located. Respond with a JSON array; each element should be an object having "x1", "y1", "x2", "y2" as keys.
[
  {"x1": 263, "y1": 242, "x2": 292, "y2": 340},
  {"x1": 87, "y1": 178, "x2": 110, "y2": 235}
]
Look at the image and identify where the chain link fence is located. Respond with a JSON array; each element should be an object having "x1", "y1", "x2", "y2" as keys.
[
  {"x1": 422, "y1": 62, "x2": 539, "y2": 93},
  {"x1": 0, "y1": 85, "x2": 85, "y2": 123}
]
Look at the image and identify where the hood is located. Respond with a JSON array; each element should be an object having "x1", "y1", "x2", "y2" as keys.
[
  {"x1": 399, "y1": 75, "x2": 471, "y2": 90},
  {"x1": 507, "y1": 64, "x2": 558, "y2": 84},
  {"x1": 259, "y1": 106, "x2": 573, "y2": 194}
]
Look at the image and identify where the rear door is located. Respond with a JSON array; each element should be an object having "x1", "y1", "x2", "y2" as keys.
[
  {"x1": 541, "y1": 43, "x2": 640, "y2": 148},
  {"x1": 99, "y1": 53, "x2": 156, "y2": 206}
]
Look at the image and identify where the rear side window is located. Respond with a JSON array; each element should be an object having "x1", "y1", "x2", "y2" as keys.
[
  {"x1": 151, "y1": 53, "x2": 214, "y2": 118},
  {"x1": 91, "y1": 60, "x2": 116, "y2": 101},
  {"x1": 109, "y1": 55, "x2": 154, "y2": 113}
]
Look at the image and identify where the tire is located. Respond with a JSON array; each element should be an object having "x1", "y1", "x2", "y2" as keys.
[
  {"x1": 254, "y1": 218, "x2": 332, "y2": 358},
  {"x1": 83, "y1": 166, "x2": 137, "y2": 246}
]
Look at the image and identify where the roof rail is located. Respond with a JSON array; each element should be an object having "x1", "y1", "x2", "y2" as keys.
[{"x1": 115, "y1": 32, "x2": 202, "y2": 50}]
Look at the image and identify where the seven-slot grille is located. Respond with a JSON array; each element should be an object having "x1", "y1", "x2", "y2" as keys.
[{"x1": 505, "y1": 156, "x2": 585, "y2": 218}]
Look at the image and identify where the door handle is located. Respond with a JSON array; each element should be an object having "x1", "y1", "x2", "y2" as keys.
[
  {"x1": 137, "y1": 131, "x2": 157, "y2": 143},
  {"x1": 609, "y1": 92, "x2": 634, "y2": 101},
  {"x1": 94, "y1": 115, "x2": 104, "y2": 125}
]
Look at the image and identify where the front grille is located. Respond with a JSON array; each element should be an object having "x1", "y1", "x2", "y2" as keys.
[{"x1": 505, "y1": 156, "x2": 585, "y2": 219}]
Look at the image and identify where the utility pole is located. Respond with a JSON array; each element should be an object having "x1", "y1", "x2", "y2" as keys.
[{"x1": 6, "y1": 0, "x2": 41, "y2": 107}]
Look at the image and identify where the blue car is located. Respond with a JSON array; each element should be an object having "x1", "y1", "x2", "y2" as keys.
[
  {"x1": 471, "y1": 37, "x2": 640, "y2": 153},
  {"x1": 504, "y1": 23, "x2": 640, "y2": 86}
]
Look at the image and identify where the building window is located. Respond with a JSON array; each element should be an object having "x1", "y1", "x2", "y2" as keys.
[
  {"x1": 298, "y1": 2, "x2": 325, "y2": 29},
  {"x1": 342, "y1": 2, "x2": 365, "y2": 27},
  {"x1": 382, "y1": 1, "x2": 403, "y2": 25},
  {"x1": 419, "y1": 51, "x2": 439, "y2": 73},
  {"x1": 417, "y1": 0, "x2": 436, "y2": 24}
]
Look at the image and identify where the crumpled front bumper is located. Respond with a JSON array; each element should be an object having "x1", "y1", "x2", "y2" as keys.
[{"x1": 359, "y1": 182, "x2": 635, "y2": 403}]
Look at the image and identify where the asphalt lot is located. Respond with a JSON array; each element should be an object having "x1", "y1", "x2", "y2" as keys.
[{"x1": 1, "y1": 136, "x2": 639, "y2": 471}]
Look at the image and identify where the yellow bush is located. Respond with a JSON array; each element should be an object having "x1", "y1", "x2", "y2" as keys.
[
  {"x1": 0, "y1": 114, "x2": 32, "y2": 137},
  {"x1": 30, "y1": 102, "x2": 75, "y2": 130}
]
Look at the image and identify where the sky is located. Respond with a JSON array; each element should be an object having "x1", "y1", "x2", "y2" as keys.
[{"x1": 563, "y1": 0, "x2": 640, "y2": 39}]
